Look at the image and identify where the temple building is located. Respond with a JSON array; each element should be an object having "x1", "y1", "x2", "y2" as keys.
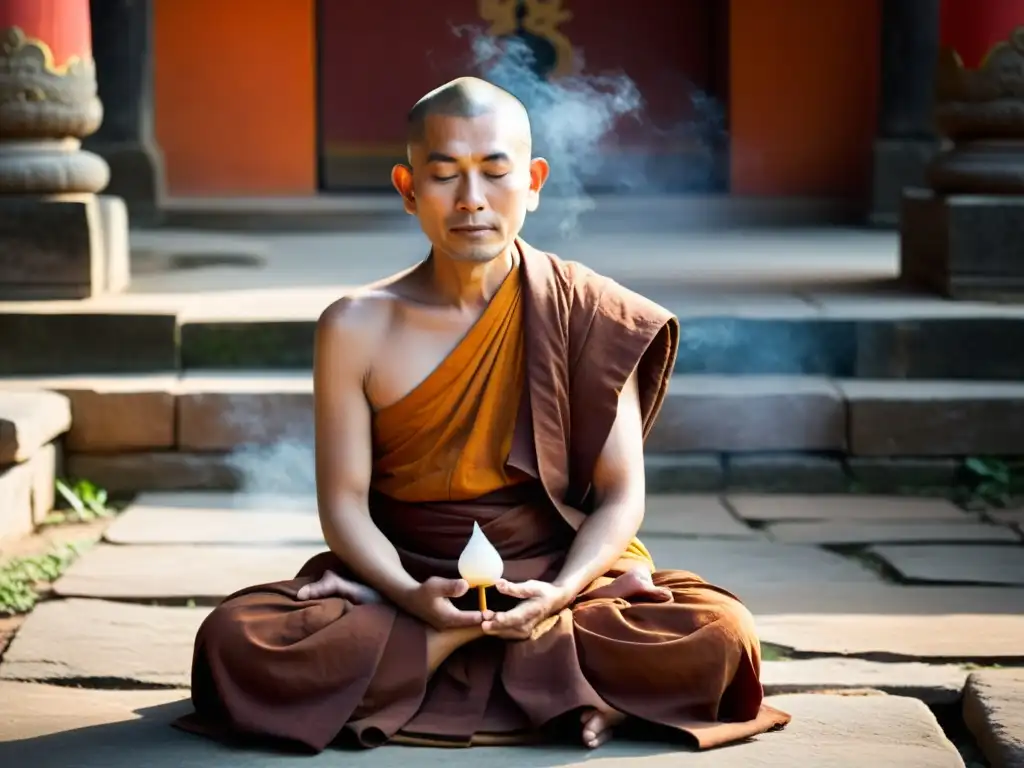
[{"x1": 1, "y1": 0, "x2": 1023, "y2": 298}]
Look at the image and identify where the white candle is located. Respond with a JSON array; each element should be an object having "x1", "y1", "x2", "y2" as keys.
[{"x1": 458, "y1": 521, "x2": 504, "y2": 587}]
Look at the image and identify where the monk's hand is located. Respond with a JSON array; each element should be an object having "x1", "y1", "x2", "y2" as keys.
[
  {"x1": 482, "y1": 579, "x2": 571, "y2": 640},
  {"x1": 296, "y1": 570, "x2": 383, "y2": 604},
  {"x1": 406, "y1": 576, "x2": 490, "y2": 631}
]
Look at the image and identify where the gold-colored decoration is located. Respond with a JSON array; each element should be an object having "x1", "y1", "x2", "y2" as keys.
[
  {"x1": 934, "y1": 26, "x2": 1024, "y2": 140},
  {"x1": 478, "y1": 0, "x2": 576, "y2": 79},
  {"x1": 478, "y1": 0, "x2": 518, "y2": 37},
  {"x1": 0, "y1": 26, "x2": 101, "y2": 139},
  {"x1": 926, "y1": 26, "x2": 1024, "y2": 195},
  {"x1": 0, "y1": 26, "x2": 91, "y2": 77}
]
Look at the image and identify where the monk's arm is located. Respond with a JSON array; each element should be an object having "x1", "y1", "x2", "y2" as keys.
[
  {"x1": 313, "y1": 302, "x2": 421, "y2": 603},
  {"x1": 550, "y1": 369, "x2": 646, "y2": 600}
]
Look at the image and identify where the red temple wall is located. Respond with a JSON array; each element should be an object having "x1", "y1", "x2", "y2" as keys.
[
  {"x1": 151, "y1": 0, "x2": 882, "y2": 199},
  {"x1": 152, "y1": 0, "x2": 317, "y2": 196},
  {"x1": 728, "y1": 0, "x2": 880, "y2": 198}
]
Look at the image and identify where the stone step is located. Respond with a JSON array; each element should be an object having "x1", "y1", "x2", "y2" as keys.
[
  {"x1": 1, "y1": 373, "x2": 1023, "y2": 495},
  {"x1": 4, "y1": 291, "x2": 1024, "y2": 379},
  {"x1": 0, "y1": 678, "x2": 970, "y2": 767},
  {"x1": 4, "y1": 372, "x2": 1021, "y2": 455},
  {"x1": 0, "y1": 390, "x2": 69, "y2": 540},
  {"x1": 962, "y1": 669, "x2": 1024, "y2": 768}
]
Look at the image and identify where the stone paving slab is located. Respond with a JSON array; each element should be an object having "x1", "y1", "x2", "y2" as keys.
[
  {"x1": 639, "y1": 495, "x2": 761, "y2": 538},
  {"x1": 0, "y1": 600, "x2": 211, "y2": 687},
  {"x1": 647, "y1": 376, "x2": 846, "y2": 453},
  {"x1": 0, "y1": 375, "x2": 178, "y2": 451},
  {"x1": 962, "y1": 668, "x2": 1024, "y2": 768},
  {"x1": 130, "y1": 490, "x2": 318, "y2": 512},
  {"x1": 176, "y1": 373, "x2": 313, "y2": 450},
  {"x1": 760, "y1": 658, "x2": 968, "y2": 704},
  {"x1": 104, "y1": 506, "x2": 324, "y2": 546},
  {"x1": 52, "y1": 544, "x2": 323, "y2": 600},
  {"x1": 0, "y1": 685, "x2": 966, "y2": 768},
  {"x1": 0, "y1": 389, "x2": 70, "y2": 464},
  {"x1": 642, "y1": 538, "x2": 882, "y2": 592},
  {"x1": 756, "y1": 613, "x2": 1024, "y2": 662},
  {"x1": 645, "y1": 453, "x2": 725, "y2": 493},
  {"x1": 868, "y1": 544, "x2": 1024, "y2": 586},
  {"x1": 0, "y1": 443, "x2": 55, "y2": 541},
  {"x1": 726, "y1": 494, "x2": 976, "y2": 522},
  {"x1": 66, "y1": 451, "x2": 245, "y2": 494},
  {"x1": 766, "y1": 521, "x2": 1019, "y2": 546},
  {"x1": 989, "y1": 509, "x2": 1024, "y2": 527},
  {"x1": 725, "y1": 454, "x2": 849, "y2": 493},
  {"x1": 841, "y1": 379, "x2": 1024, "y2": 456}
]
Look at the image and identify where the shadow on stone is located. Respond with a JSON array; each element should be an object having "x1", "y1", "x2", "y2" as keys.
[{"x1": 0, "y1": 696, "x2": 694, "y2": 768}]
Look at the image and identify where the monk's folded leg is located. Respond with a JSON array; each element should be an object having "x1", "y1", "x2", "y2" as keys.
[
  {"x1": 569, "y1": 569, "x2": 790, "y2": 748},
  {"x1": 176, "y1": 581, "x2": 432, "y2": 752}
]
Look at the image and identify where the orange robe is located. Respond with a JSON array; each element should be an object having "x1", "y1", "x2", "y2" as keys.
[{"x1": 174, "y1": 240, "x2": 790, "y2": 752}]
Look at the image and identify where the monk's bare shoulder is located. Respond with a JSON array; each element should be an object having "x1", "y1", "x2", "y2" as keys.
[{"x1": 316, "y1": 284, "x2": 404, "y2": 376}]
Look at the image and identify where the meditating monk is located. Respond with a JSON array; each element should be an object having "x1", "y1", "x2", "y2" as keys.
[{"x1": 174, "y1": 76, "x2": 791, "y2": 753}]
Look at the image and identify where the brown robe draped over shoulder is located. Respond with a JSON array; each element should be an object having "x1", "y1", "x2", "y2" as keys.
[{"x1": 173, "y1": 240, "x2": 791, "y2": 752}]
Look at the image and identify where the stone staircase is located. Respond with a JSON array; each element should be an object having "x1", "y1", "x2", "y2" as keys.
[
  {"x1": 2, "y1": 329, "x2": 1024, "y2": 764},
  {"x1": 3, "y1": 275, "x2": 1024, "y2": 499},
  {"x1": 0, "y1": 370, "x2": 1022, "y2": 498}
]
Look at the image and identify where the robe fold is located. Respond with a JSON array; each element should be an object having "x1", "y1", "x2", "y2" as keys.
[{"x1": 173, "y1": 239, "x2": 791, "y2": 752}]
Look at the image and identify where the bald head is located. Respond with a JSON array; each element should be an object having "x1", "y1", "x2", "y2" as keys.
[{"x1": 406, "y1": 77, "x2": 532, "y2": 153}]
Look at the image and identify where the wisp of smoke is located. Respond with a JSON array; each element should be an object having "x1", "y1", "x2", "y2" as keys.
[
  {"x1": 454, "y1": 29, "x2": 642, "y2": 237},
  {"x1": 225, "y1": 440, "x2": 316, "y2": 495},
  {"x1": 218, "y1": 398, "x2": 316, "y2": 495},
  {"x1": 450, "y1": 24, "x2": 727, "y2": 237}
]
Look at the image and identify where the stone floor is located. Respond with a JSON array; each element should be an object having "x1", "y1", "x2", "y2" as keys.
[
  {"x1": 14, "y1": 225, "x2": 1024, "y2": 323},
  {"x1": 1, "y1": 491, "x2": 1023, "y2": 767}
]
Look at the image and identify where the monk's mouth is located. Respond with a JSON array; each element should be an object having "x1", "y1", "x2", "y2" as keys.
[{"x1": 450, "y1": 226, "x2": 496, "y2": 234}]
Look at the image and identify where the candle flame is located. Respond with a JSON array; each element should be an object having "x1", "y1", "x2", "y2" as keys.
[{"x1": 458, "y1": 521, "x2": 504, "y2": 587}]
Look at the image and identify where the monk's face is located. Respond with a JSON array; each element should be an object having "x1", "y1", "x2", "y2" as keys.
[{"x1": 393, "y1": 112, "x2": 549, "y2": 263}]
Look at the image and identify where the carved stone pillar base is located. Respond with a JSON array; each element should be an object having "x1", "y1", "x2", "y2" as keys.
[
  {"x1": 900, "y1": 188, "x2": 1024, "y2": 300},
  {"x1": 927, "y1": 140, "x2": 1024, "y2": 195},
  {"x1": 899, "y1": 21, "x2": 1024, "y2": 300},
  {"x1": 0, "y1": 6, "x2": 130, "y2": 300}
]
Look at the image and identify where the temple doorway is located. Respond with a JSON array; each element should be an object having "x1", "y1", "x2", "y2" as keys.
[{"x1": 316, "y1": 0, "x2": 729, "y2": 193}]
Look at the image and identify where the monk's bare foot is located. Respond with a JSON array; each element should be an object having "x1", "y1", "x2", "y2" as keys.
[
  {"x1": 586, "y1": 567, "x2": 672, "y2": 603},
  {"x1": 580, "y1": 707, "x2": 626, "y2": 748}
]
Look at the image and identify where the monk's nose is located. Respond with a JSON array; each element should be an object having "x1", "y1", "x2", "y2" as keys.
[{"x1": 456, "y1": 176, "x2": 487, "y2": 211}]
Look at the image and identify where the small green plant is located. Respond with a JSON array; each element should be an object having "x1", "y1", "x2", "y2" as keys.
[
  {"x1": 760, "y1": 643, "x2": 793, "y2": 662},
  {"x1": 958, "y1": 458, "x2": 1016, "y2": 510},
  {"x1": 0, "y1": 543, "x2": 83, "y2": 616},
  {"x1": 46, "y1": 478, "x2": 115, "y2": 525}
]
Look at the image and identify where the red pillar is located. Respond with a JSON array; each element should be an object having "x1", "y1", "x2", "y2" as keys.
[
  {"x1": 0, "y1": 0, "x2": 94, "y2": 73},
  {"x1": 0, "y1": 0, "x2": 121, "y2": 299}
]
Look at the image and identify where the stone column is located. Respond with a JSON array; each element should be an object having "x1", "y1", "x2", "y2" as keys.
[
  {"x1": 869, "y1": 0, "x2": 942, "y2": 226},
  {"x1": 0, "y1": 0, "x2": 129, "y2": 299},
  {"x1": 900, "y1": 1, "x2": 1024, "y2": 300},
  {"x1": 84, "y1": 0, "x2": 164, "y2": 222}
]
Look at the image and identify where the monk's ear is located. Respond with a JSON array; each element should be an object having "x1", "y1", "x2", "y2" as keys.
[
  {"x1": 525, "y1": 157, "x2": 550, "y2": 212},
  {"x1": 391, "y1": 164, "x2": 416, "y2": 214}
]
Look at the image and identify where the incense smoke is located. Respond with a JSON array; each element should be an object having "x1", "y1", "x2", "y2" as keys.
[
  {"x1": 451, "y1": 25, "x2": 727, "y2": 237},
  {"x1": 463, "y1": 32, "x2": 641, "y2": 236}
]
